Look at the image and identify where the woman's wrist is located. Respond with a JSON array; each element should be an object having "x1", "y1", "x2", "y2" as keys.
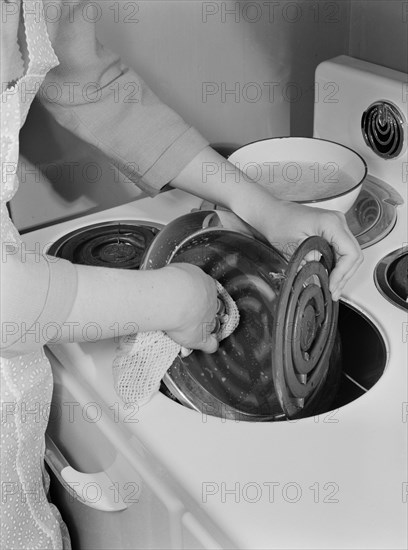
[{"x1": 227, "y1": 182, "x2": 285, "y2": 237}]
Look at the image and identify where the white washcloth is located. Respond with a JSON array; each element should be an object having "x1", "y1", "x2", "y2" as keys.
[{"x1": 113, "y1": 282, "x2": 239, "y2": 406}]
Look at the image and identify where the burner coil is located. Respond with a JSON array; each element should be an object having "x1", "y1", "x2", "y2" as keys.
[
  {"x1": 361, "y1": 101, "x2": 405, "y2": 159},
  {"x1": 48, "y1": 222, "x2": 162, "y2": 270}
]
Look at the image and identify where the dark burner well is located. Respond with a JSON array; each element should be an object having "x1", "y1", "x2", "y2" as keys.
[
  {"x1": 375, "y1": 248, "x2": 408, "y2": 312},
  {"x1": 162, "y1": 301, "x2": 387, "y2": 420},
  {"x1": 388, "y1": 254, "x2": 408, "y2": 301},
  {"x1": 48, "y1": 222, "x2": 162, "y2": 269}
]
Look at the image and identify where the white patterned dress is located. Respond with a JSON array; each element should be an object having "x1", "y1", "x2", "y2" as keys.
[{"x1": 1, "y1": 1, "x2": 71, "y2": 548}]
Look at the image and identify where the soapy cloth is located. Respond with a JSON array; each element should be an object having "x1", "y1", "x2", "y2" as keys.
[{"x1": 113, "y1": 281, "x2": 239, "y2": 406}]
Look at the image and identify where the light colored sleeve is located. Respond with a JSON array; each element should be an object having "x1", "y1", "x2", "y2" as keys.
[
  {"x1": 0, "y1": 247, "x2": 78, "y2": 358},
  {"x1": 40, "y1": 0, "x2": 209, "y2": 196}
]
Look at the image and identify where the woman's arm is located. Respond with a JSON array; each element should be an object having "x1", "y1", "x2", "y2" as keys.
[
  {"x1": 41, "y1": 0, "x2": 209, "y2": 195},
  {"x1": 40, "y1": 1, "x2": 362, "y2": 299},
  {"x1": 65, "y1": 262, "x2": 218, "y2": 352},
  {"x1": 171, "y1": 147, "x2": 363, "y2": 301},
  {"x1": 0, "y1": 250, "x2": 218, "y2": 358}
]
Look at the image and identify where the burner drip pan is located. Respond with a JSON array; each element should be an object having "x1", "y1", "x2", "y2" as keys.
[
  {"x1": 161, "y1": 301, "x2": 388, "y2": 420},
  {"x1": 345, "y1": 175, "x2": 402, "y2": 248},
  {"x1": 48, "y1": 221, "x2": 163, "y2": 269},
  {"x1": 375, "y1": 247, "x2": 408, "y2": 311}
]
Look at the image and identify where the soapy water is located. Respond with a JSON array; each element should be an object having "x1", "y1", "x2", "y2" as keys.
[{"x1": 242, "y1": 161, "x2": 357, "y2": 201}]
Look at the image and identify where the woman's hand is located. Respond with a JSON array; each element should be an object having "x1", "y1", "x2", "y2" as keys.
[
  {"x1": 162, "y1": 263, "x2": 219, "y2": 353},
  {"x1": 246, "y1": 199, "x2": 363, "y2": 301},
  {"x1": 171, "y1": 146, "x2": 363, "y2": 301}
]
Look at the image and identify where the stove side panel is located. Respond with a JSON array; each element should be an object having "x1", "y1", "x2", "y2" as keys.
[{"x1": 313, "y1": 55, "x2": 408, "y2": 199}]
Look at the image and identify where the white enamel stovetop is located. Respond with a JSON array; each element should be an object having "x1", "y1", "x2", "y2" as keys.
[
  {"x1": 21, "y1": 181, "x2": 407, "y2": 549},
  {"x1": 20, "y1": 56, "x2": 408, "y2": 549}
]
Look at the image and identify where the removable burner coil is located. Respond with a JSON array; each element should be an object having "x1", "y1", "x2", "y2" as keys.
[
  {"x1": 361, "y1": 101, "x2": 406, "y2": 159},
  {"x1": 48, "y1": 221, "x2": 162, "y2": 269}
]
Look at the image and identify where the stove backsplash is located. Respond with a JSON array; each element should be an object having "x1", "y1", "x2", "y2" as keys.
[{"x1": 314, "y1": 56, "x2": 407, "y2": 197}]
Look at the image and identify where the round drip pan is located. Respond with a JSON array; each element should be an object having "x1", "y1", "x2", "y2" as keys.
[
  {"x1": 48, "y1": 221, "x2": 163, "y2": 269},
  {"x1": 161, "y1": 301, "x2": 387, "y2": 421},
  {"x1": 375, "y1": 247, "x2": 408, "y2": 311}
]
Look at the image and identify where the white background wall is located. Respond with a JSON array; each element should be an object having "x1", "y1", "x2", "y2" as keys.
[
  {"x1": 13, "y1": 0, "x2": 407, "y2": 230},
  {"x1": 97, "y1": 0, "x2": 351, "y2": 144},
  {"x1": 349, "y1": 0, "x2": 408, "y2": 74}
]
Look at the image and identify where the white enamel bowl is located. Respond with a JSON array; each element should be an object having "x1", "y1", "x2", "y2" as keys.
[{"x1": 228, "y1": 137, "x2": 367, "y2": 214}]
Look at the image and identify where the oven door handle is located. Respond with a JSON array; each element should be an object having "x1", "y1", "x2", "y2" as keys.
[{"x1": 44, "y1": 434, "x2": 128, "y2": 512}]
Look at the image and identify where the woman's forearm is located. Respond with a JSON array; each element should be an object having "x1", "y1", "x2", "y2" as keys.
[
  {"x1": 66, "y1": 262, "x2": 218, "y2": 354},
  {"x1": 0, "y1": 249, "x2": 205, "y2": 355},
  {"x1": 64, "y1": 264, "x2": 187, "y2": 342},
  {"x1": 171, "y1": 146, "x2": 268, "y2": 212},
  {"x1": 171, "y1": 146, "x2": 300, "y2": 240}
]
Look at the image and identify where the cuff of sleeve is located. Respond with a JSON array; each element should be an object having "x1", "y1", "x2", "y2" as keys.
[
  {"x1": 138, "y1": 128, "x2": 209, "y2": 196},
  {"x1": 37, "y1": 256, "x2": 78, "y2": 343},
  {"x1": 41, "y1": 67, "x2": 210, "y2": 198},
  {"x1": 1, "y1": 257, "x2": 78, "y2": 358}
]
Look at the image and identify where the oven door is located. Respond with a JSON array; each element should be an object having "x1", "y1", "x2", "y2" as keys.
[{"x1": 45, "y1": 349, "x2": 233, "y2": 550}]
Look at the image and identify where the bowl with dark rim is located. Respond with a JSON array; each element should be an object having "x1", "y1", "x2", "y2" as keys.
[{"x1": 228, "y1": 137, "x2": 367, "y2": 214}]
